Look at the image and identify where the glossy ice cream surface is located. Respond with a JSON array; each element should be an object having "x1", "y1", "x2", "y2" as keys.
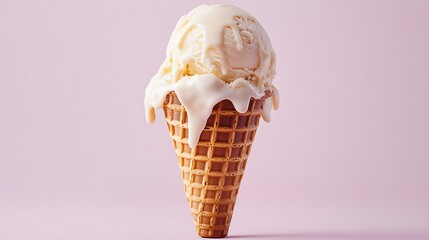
[{"x1": 145, "y1": 4, "x2": 279, "y2": 148}]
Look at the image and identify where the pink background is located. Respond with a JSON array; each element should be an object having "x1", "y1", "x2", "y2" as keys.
[{"x1": 1, "y1": 0, "x2": 429, "y2": 239}]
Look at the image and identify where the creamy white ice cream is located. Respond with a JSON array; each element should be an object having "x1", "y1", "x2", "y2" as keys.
[{"x1": 145, "y1": 4, "x2": 279, "y2": 148}]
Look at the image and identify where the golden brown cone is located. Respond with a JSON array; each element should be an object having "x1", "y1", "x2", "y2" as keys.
[{"x1": 163, "y1": 91, "x2": 266, "y2": 238}]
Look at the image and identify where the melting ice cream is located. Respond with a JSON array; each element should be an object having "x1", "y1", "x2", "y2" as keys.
[{"x1": 145, "y1": 4, "x2": 279, "y2": 148}]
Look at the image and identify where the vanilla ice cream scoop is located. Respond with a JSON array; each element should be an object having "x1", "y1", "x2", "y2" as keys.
[
  {"x1": 163, "y1": 4, "x2": 276, "y2": 87},
  {"x1": 145, "y1": 4, "x2": 279, "y2": 148}
]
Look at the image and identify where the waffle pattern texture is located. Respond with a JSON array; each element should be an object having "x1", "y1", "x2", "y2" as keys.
[{"x1": 163, "y1": 92, "x2": 265, "y2": 238}]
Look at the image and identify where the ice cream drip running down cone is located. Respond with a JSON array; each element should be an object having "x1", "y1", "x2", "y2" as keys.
[{"x1": 144, "y1": 4, "x2": 279, "y2": 238}]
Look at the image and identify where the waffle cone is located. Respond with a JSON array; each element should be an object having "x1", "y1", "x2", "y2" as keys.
[{"x1": 163, "y1": 92, "x2": 266, "y2": 238}]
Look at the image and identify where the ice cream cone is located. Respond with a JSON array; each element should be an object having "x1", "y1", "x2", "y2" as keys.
[{"x1": 163, "y1": 91, "x2": 267, "y2": 238}]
